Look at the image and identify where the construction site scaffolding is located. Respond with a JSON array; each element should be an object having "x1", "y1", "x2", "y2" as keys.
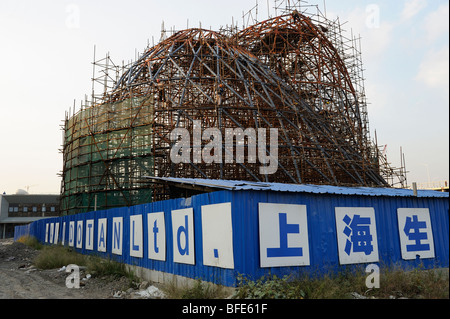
[{"x1": 60, "y1": 1, "x2": 407, "y2": 215}]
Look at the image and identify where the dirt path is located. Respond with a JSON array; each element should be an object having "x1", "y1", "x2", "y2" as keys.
[
  {"x1": 0, "y1": 238, "x2": 147, "y2": 299},
  {"x1": 0, "y1": 265, "x2": 90, "y2": 299}
]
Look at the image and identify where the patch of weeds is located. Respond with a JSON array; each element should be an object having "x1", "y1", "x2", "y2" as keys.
[
  {"x1": 31, "y1": 244, "x2": 138, "y2": 288},
  {"x1": 375, "y1": 265, "x2": 449, "y2": 299},
  {"x1": 86, "y1": 256, "x2": 139, "y2": 287},
  {"x1": 233, "y1": 266, "x2": 449, "y2": 299},
  {"x1": 233, "y1": 274, "x2": 306, "y2": 299},
  {"x1": 16, "y1": 235, "x2": 42, "y2": 250},
  {"x1": 33, "y1": 245, "x2": 87, "y2": 270},
  {"x1": 163, "y1": 279, "x2": 228, "y2": 299}
]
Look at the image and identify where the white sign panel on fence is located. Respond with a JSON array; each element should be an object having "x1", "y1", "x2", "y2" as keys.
[
  {"x1": 130, "y1": 214, "x2": 143, "y2": 258},
  {"x1": 76, "y1": 220, "x2": 83, "y2": 249},
  {"x1": 201, "y1": 202, "x2": 234, "y2": 269},
  {"x1": 112, "y1": 217, "x2": 123, "y2": 255},
  {"x1": 54, "y1": 223, "x2": 59, "y2": 244},
  {"x1": 97, "y1": 218, "x2": 107, "y2": 252},
  {"x1": 86, "y1": 219, "x2": 94, "y2": 250},
  {"x1": 49, "y1": 223, "x2": 54, "y2": 244},
  {"x1": 69, "y1": 221, "x2": 75, "y2": 247},
  {"x1": 172, "y1": 208, "x2": 195, "y2": 265},
  {"x1": 259, "y1": 203, "x2": 310, "y2": 268},
  {"x1": 62, "y1": 222, "x2": 66, "y2": 245},
  {"x1": 335, "y1": 207, "x2": 379, "y2": 265},
  {"x1": 397, "y1": 208, "x2": 435, "y2": 260},
  {"x1": 45, "y1": 223, "x2": 51, "y2": 243},
  {"x1": 148, "y1": 212, "x2": 166, "y2": 261}
]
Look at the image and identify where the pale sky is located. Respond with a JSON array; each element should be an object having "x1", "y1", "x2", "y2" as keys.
[{"x1": 0, "y1": 0, "x2": 448, "y2": 194}]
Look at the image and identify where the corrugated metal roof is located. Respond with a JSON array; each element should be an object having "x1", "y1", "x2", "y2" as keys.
[
  {"x1": 1, "y1": 194, "x2": 60, "y2": 204},
  {"x1": 143, "y1": 176, "x2": 449, "y2": 198},
  {"x1": 0, "y1": 217, "x2": 49, "y2": 224}
]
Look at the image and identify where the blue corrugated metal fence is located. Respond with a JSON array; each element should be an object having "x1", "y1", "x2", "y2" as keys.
[{"x1": 15, "y1": 189, "x2": 449, "y2": 287}]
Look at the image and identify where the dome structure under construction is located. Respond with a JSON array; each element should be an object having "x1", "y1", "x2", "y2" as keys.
[{"x1": 60, "y1": 11, "x2": 389, "y2": 215}]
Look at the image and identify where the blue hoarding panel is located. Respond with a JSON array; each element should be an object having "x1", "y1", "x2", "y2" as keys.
[
  {"x1": 228, "y1": 190, "x2": 448, "y2": 282},
  {"x1": 16, "y1": 188, "x2": 449, "y2": 287}
]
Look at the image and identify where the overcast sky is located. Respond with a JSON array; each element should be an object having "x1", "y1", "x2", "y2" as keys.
[{"x1": 0, "y1": 0, "x2": 448, "y2": 194}]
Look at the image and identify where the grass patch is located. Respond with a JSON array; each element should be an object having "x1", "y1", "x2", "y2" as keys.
[
  {"x1": 29, "y1": 243, "x2": 138, "y2": 285},
  {"x1": 233, "y1": 266, "x2": 449, "y2": 299},
  {"x1": 86, "y1": 256, "x2": 137, "y2": 282},
  {"x1": 376, "y1": 266, "x2": 449, "y2": 299},
  {"x1": 16, "y1": 235, "x2": 42, "y2": 250},
  {"x1": 163, "y1": 279, "x2": 230, "y2": 299},
  {"x1": 33, "y1": 245, "x2": 87, "y2": 270}
]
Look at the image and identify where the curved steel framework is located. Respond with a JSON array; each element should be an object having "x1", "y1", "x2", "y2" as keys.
[
  {"x1": 237, "y1": 14, "x2": 368, "y2": 150},
  {"x1": 60, "y1": 10, "x2": 388, "y2": 215}
]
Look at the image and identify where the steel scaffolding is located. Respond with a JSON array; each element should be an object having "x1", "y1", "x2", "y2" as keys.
[{"x1": 60, "y1": 2, "x2": 402, "y2": 215}]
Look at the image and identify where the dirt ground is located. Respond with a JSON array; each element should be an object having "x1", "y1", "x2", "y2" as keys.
[
  {"x1": 2, "y1": 237, "x2": 447, "y2": 300},
  {"x1": 0, "y1": 238, "x2": 161, "y2": 299}
]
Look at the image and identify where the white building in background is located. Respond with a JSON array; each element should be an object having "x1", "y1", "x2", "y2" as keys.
[{"x1": 0, "y1": 192, "x2": 60, "y2": 238}]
